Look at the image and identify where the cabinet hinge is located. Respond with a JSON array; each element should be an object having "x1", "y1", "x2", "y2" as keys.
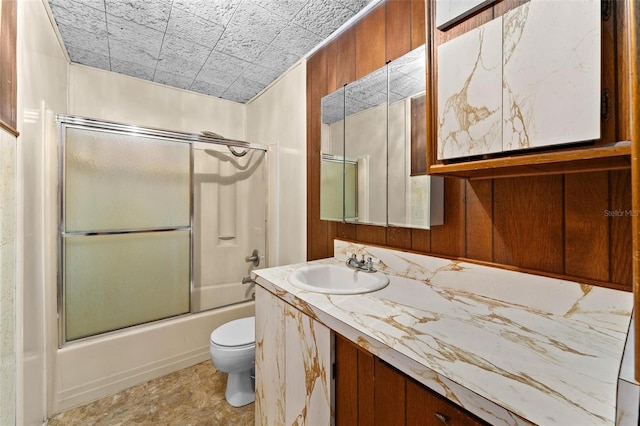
[
  {"x1": 601, "y1": 89, "x2": 610, "y2": 123},
  {"x1": 601, "y1": 0, "x2": 612, "y2": 21}
]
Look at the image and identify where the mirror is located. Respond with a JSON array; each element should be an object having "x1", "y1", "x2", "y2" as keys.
[
  {"x1": 344, "y1": 65, "x2": 388, "y2": 226},
  {"x1": 387, "y1": 46, "x2": 444, "y2": 228},
  {"x1": 320, "y1": 44, "x2": 443, "y2": 229},
  {"x1": 320, "y1": 86, "x2": 348, "y2": 221}
]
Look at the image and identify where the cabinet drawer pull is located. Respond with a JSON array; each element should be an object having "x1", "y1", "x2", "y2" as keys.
[{"x1": 434, "y1": 412, "x2": 450, "y2": 425}]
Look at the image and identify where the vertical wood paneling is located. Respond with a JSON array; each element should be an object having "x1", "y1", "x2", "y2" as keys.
[
  {"x1": 358, "y1": 350, "x2": 375, "y2": 425},
  {"x1": 327, "y1": 221, "x2": 337, "y2": 257},
  {"x1": 386, "y1": 0, "x2": 411, "y2": 61},
  {"x1": 616, "y1": 0, "x2": 631, "y2": 142},
  {"x1": 465, "y1": 180, "x2": 493, "y2": 262},
  {"x1": 601, "y1": 0, "x2": 616, "y2": 145},
  {"x1": 493, "y1": 176, "x2": 564, "y2": 273},
  {"x1": 610, "y1": 170, "x2": 632, "y2": 287},
  {"x1": 355, "y1": 3, "x2": 386, "y2": 79},
  {"x1": 307, "y1": 49, "x2": 329, "y2": 261},
  {"x1": 336, "y1": 222, "x2": 357, "y2": 241},
  {"x1": 430, "y1": 178, "x2": 466, "y2": 257},
  {"x1": 564, "y1": 172, "x2": 609, "y2": 281},
  {"x1": 373, "y1": 359, "x2": 405, "y2": 426},
  {"x1": 0, "y1": 0, "x2": 18, "y2": 134},
  {"x1": 335, "y1": 335, "x2": 358, "y2": 425},
  {"x1": 326, "y1": 39, "x2": 338, "y2": 93},
  {"x1": 410, "y1": 0, "x2": 426, "y2": 48},
  {"x1": 411, "y1": 227, "x2": 431, "y2": 253},
  {"x1": 355, "y1": 224, "x2": 387, "y2": 246},
  {"x1": 387, "y1": 227, "x2": 412, "y2": 250},
  {"x1": 629, "y1": 0, "x2": 640, "y2": 383},
  {"x1": 336, "y1": 27, "x2": 357, "y2": 88}
]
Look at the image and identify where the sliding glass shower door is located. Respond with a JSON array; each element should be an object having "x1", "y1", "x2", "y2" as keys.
[
  {"x1": 58, "y1": 117, "x2": 268, "y2": 345},
  {"x1": 61, "y1": 124, "x2": 191, "y2": 342}
]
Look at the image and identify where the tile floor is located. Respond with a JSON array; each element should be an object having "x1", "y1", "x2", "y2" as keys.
[{"x1": 48, "y1": 361, "x2": 254, "y2": 426}]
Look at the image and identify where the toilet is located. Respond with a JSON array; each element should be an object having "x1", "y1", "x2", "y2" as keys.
[{"x1": 209, "y1": 316, "x2": 256, "y2": 407}]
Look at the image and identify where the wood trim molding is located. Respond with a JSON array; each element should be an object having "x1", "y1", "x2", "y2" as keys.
[
  {"x1": 0, "y1": 0, "x2": 18, "y2": 136},
  {"x1": 627, "y1": 0, "x2": 640, "y2": 383}
]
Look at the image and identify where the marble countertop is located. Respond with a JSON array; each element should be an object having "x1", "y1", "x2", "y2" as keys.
[{"x1": 253, "y1": 241, "x2": 634, "y2": 425}]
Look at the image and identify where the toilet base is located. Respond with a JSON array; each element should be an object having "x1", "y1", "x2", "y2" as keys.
[{"x1": 225, "y1": 368, "x2": 255, "y2": 407}]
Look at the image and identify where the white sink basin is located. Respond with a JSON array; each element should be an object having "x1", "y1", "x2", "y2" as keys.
[{"x1": 287, "y1": 264, "x2": 389, "y2": 294}]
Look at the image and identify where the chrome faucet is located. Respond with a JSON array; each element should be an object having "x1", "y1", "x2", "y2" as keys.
[{"x1": 346, "y1": 253, "x2": 377, "y2": 273}]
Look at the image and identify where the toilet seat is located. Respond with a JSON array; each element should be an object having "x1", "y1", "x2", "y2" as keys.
[{"x1": 210, "y1": 317, "x2": 255, "y2": 347}]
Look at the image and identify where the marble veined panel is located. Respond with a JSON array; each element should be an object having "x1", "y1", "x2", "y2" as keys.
[
  {"x1": 437, "y1": 18, "x2": 502, "y2": 160},
  {"x1": 502, "y1": 0, "x2": 601, "y2": 151},
  {"x1": 284, "y1": 305, "x2": 331, "y2": 425},
  {"x1": 255, "y1": 287, "x2": 286, "y2": 426}
]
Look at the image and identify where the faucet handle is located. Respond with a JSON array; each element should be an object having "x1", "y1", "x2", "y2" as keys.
[{"x1": 365, "y1": 257, "x2": 377, "y2": 272}]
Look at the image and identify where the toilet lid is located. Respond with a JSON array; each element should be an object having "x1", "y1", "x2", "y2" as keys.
[{"x1": 210, "y1": 316, "x2": 255, "y2": 347}]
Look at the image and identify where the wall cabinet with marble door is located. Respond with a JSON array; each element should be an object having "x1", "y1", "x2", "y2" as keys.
[
  {"x1": 428, "y1": 0, "x2": 632, "y2": 178},
  {"x1": 255, "y1": 287, "x2": 332, "y2": 425},
  {"x1": 334, "y1": 334, "x2": 488, "y2": 426},
  {"x1": 438, "y1": 0, "x2": 600, "y2": 160}
]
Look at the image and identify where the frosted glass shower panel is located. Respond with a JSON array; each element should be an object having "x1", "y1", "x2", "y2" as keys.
[
  {"x1": 64, "y1": 231, "x2": 190, "y2": 341},
  {"x1": 65, "y1": 128, "x2": 190, "y2": 232}
]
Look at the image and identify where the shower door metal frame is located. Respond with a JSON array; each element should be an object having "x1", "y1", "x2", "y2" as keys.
[{"x1": 56, "y1": 115, "x2": 268, "y2": 347}]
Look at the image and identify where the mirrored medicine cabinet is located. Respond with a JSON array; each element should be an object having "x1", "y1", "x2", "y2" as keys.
[{"x1": 320, "y1": 44, "x2": 443, "y2": 229}]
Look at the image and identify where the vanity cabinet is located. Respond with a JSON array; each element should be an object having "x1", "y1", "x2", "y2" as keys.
[
  {"x1": 428, "y1": 0, "x2": 632, "y2": 178},
  {"x1": 334, "y1": 334, "x2": 488, "y2": 426},
  {"x1": 255, "y1": 287, "x2": 332, "y2": 425}
]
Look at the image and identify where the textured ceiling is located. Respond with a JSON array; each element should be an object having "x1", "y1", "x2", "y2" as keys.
[{"x1": 47, "y1": 0, "x2": 375, "y2": 103}]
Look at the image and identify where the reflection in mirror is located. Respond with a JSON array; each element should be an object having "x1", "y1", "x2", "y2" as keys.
[
  {"x1": 387, "y1": 45, "x2": 444, "y2": 229},
  {"x1": 320, "y1": 155, "x2": 357, "y2": 221},
  {"x1": 344, "y1": 65, "x2": 388, "y2": 225},
  {"x1": 320, "y1": 44, "x2": 443, "y2": 229},
  {"x1": 320, "y1": 86, "x2": 348, "y2": 221}
]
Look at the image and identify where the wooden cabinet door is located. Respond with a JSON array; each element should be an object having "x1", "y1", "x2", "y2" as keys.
[
  {"x1": 374, "y1": 358, "x2": 405, "y2": 426},
  {"x1": 335, "y1": 333, "x2": 374, "y2": 425},
  {"x1": 335, "y1": 334, "x2": 489, "y2": 426}
]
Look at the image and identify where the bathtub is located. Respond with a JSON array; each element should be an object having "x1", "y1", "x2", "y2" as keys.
[{"x1": 51, "y1": 300, "x2": 254, "y2": 414}]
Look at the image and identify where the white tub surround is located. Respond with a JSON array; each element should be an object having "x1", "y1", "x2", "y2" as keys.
[{"x1": 253, "y1": 240, "x2": 635, "y2": 426}]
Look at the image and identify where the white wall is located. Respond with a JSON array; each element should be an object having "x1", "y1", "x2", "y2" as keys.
[
  {"x1": 246, "y1": 62, "x2": 307, "y2": 266},
  {"x1": 17, "y1": 1, "x2": 69, "y2": 424},
  {"x1": 69, "y1": 65, "x2": 246, "y2": 139}
]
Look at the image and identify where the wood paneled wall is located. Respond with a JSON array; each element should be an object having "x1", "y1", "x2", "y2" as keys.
[
  {"x1": 306, "y1": 0, "x2": 632, "y2": 291},
  {"x1": 0, "y1": 0, "x2": 18, "y2": 136}
]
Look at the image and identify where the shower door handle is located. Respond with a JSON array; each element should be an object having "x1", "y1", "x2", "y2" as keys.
[{"x1": 245, "y1": 249, "x2": 260, "y2": 267}]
